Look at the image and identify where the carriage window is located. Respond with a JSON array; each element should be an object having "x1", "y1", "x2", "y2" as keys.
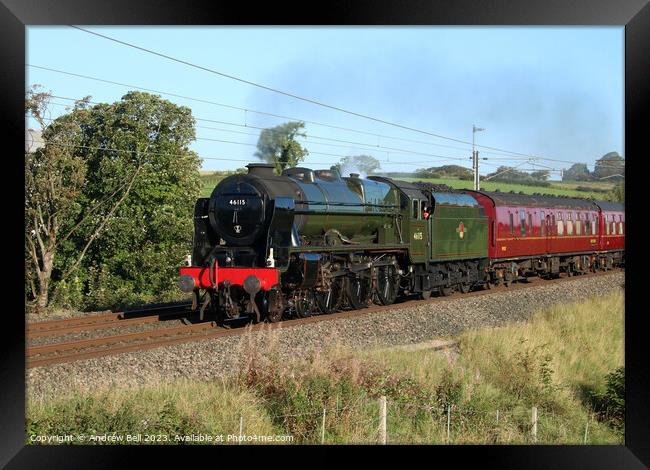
[
  {"x1": 557, "y1": 219, "x2": 564, "y2": 236},
  {"x1": 520, "y1": 210, "x2": 526, "y2": 236},
  {"x1": 509, "y1": 213, "x2": 514, "y2": 235},
  {"x1": 576, "y1": 213, "x2": 582, "y2": 235},
  {"x1": 528, "y1": 214, "x2": 533, "y2": 235},
  {"x1": 567, "y1": 219, "x2": 574, "y2": 235},
  {"x1": 618, "y1": 221, "x2": 623, "y2": 235},
  {"x1": 585, "y1": 214, "x2": 590, "y2": 235},
  {"x1": 541, "y1": 211, "x2": 546, "y2": 236},
  {"x1": 606, "y1": 220, "x2": 610, "y2": 235},
  {"x1": 592, "y1": 214, "x2": 597, "y2": 235},
  {"x1": 551, "y1": 214, "x2": 556, "y2": 235},
  {"x1": 413, "y1": 200, "x2": 419, "y2": 219}
]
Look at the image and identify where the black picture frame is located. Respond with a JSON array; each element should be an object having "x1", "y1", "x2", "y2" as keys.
[{"x1": 3, "y1": 0, "x2": 648, "y2": 467}]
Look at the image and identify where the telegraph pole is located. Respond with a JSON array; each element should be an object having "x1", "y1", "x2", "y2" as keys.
[{"x1": 472, "y1": 125, "x2": 485, "y2": 190}]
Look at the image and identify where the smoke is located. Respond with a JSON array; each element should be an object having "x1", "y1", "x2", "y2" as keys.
[{"x1": 338, "y1": 163, "x2": 367, "y2": 179}]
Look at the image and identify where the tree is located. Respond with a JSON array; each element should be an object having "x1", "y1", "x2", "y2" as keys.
[
  {"x1": 485, "y1": 166, "x2": 531, "y2": 183},
  {"x1": 563, "y1": 163, "x2": 591, "y2": 182},
  {"x1": 593, "y1": 152, "x2": 624, "y2": 181},
  {"x1": 335, "y1": 155, "x2": 381, "y2": 176},
  {"x1": 254, "y1": 121, "x2": 309, "y2": 174},
  {"x1": 609, "y1": 180, "x2": 624, "y2": 203},
  {"x1": 25, "y1": 86, "x2": 89, "y2": 310},
  {"x1": 416, "y1": 165, "x2": 472, "y2": 180},
  {"x1": 25, "y1": 88, "x2": 201, "y2": 311},
  {"x1": 530, "y1": 170, "x2": 550, "y2": 181}
]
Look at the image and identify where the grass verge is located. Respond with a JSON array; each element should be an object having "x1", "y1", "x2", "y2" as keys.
[{"x1": 27, "y1": 291, "x2": 624, "y2": 444}]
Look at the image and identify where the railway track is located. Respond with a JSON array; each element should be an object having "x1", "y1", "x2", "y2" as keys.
[
  {"x1": 25, "y1": 269, "x2": 623, "y2": 369},
  {"x1": 27, "y1": 302, "x2": 193, "y2": 338}
]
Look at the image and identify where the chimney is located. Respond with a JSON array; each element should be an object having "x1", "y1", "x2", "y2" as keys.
[{"x1": 246, "y1": 163, "x2": 275, "y2": 177}]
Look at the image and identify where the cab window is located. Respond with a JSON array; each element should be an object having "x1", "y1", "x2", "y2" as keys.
[{"x1": 412, "y1": 200, "x2": 419, "y2": 219}]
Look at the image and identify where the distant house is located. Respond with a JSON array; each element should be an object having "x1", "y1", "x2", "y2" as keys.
[{"x1": 25, "y1": 128, "x2": 44, "y2": 153}]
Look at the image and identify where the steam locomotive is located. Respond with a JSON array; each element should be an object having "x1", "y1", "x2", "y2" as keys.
[{"x1": 178, "y1": 163, "x2": 624, "y2": 323}]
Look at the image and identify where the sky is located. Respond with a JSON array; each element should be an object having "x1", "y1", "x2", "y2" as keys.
[{"x1": 26, "y1": 26, "x2": 624, "y2": 179}]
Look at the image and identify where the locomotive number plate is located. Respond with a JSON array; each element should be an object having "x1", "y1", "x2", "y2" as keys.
[
  {"x1": 229, "y1": 199, "x2": 246, "y2": 206},
  {"x1": 413, "y1": 232, "x2": 423, "y2": 240}
]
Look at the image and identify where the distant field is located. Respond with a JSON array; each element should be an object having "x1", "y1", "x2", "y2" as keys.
[
  {"x1": 200, "y1": 172, "x2": 234, "y2": 197},
  {"x1": 401, "y1": 177, "x2": 614, "y2": 200},
  {"x1": 200, "y1": 171, "x2": 615, "y2": 200}
]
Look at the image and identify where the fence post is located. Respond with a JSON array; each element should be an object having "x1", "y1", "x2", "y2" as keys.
[
  {"x1": 496, "y1": 409, "x2": 499, "y2": 424},
  {"x1": 531, "y1": 407, "x2": 538, "y2": 443},
  {"x1": 321, "y1": 408, "x2": 327, "y2": 444},
  {"x1": 379, "y1": 396, "x2": 387, "y2": 445},
  {"x1": 583, "y1": 416, "x2": 590, "y2": 444},
  {"x1": 239, "y1": 415, "x2": 243, "y2": 445},
  {"x1": 447, "y1": 405, "x2": 451, "y2": 443}
]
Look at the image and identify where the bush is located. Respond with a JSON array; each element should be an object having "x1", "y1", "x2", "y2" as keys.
[{"x1": 589, "y1": 367, "x2": 624, "y2": 431}]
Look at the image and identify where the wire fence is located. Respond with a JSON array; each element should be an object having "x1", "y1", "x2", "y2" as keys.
[{"x1": 203, "y1": 397, "x2": 607, "y2": 445}]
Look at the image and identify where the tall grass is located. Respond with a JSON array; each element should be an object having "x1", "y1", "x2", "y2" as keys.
[{"x1": 27, "y1": 292, "x2": 624, "y2": 444}]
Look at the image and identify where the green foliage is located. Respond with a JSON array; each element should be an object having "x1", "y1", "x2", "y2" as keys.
[
  {"x1": 27, "y1": 393, "x2": 200, "y2": 444},
  {"x1": 334, "y1": 155, "x2": 381, "y2": 176},
  {"x1": 589, "y1": 367, "x2": 625, "y2": 431},
  {"x1": 416, "y1": 165, "x2": 473, "y2": 180},
  {"x1": 27, "y1": 89, "x2": 202, "y2": 310},
  {"x1": 593, "y1": 152, "x2": 624, "y2": 181},
  {"x1": 484, "y1": 166, "x2": 551, "y2": 187},
  {"x1": 608, "y1": 180, "x2": 624, "y2": 203},
  {"x1": 254, "y1": 121, "x2": 309, "y2": 174},
  {"x1": 435, "y1": 370, "x2": 464, "y2": 408},
  {"x1": 25, "y1": 86, "x2": 91, "y2": 310},
  {"x1": 563, "y1": 163, "x2": 592, "y2": 182},
  {"x1": 530, "y1": 170, "x2": 550, "y2": 181}
]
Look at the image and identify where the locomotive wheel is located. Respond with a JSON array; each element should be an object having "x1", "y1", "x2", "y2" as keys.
[
  {"x1": 294, "y1": 290, "x2": 315, "y2": 318},
  {"x1": 264, "y1": 288, "x2": 284, "y2": 323},
  {"x1": 419, "y1": 290, "x2": 432, "y2": 300},
  {"x1": 482, "y1": 281, "x2": 492, "y2": 290},
  {"x1": 439, "y1": 286, "x2": 453, "y2": 297},
  {"x1": 459, "y1": 283, "x2": 471, "y2": 294},
  {"x1": 346, "y1": 273, "x2": 372, "y2": 310},
  {"x1": 376, "y1": 266, "x2": 399, "y2": 305},
  {"x1": 315, "y1": 277, "x2": 344, "y2": 314}
]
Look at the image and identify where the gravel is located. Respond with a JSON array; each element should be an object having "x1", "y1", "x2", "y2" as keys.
[{"x1": 27, "y1": 272, "x2": 624, "y2": 402}]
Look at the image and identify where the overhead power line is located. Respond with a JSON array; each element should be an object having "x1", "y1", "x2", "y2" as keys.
[
  {"x1": 29, "y1": 64, "x2": 490, "y2": 155},
  {"x1": 65, "y1": 27, "x2": 562, "y2": 160},
  {"x1": 37, "y1": 108, "x2": 468, "y2": 166},
  {"x1": 35, "y1": 61, "x2": 608, "y2": 167},
  {"x1": 28, "y1": 140, "x2": 447, "y2": 169},
  {"x1": 36, "y1": 99, "x2": 625, "y2": 171}
]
